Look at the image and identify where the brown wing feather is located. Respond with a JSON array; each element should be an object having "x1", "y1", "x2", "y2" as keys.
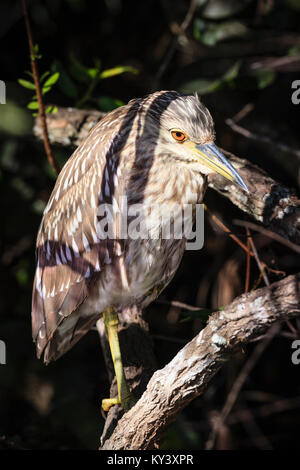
[{"x1": 31, "y1": 105, "x2": 128, "y2": 361}]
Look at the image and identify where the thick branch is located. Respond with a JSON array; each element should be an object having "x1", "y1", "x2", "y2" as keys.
[
  {"x1": 209, "y1": 150, "x2": 300, "y2": 245},
  {"x1": 33, "y1": 108, "x2": 300, "y2": 244},
  {"x1": 101, "y1": 273, "x2": 300, "y2": 450},
  {"x1": 34, "y1": 107, "x2": 105, "y2": 148}
]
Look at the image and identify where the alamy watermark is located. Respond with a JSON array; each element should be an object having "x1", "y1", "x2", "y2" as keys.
[
  {"x1": 0, "y1": 340, "x2": 6, "y2": 365},
  {"x1": 0, "y1": 80, "x2": 6, "y2": 104},
  {"x1": 291, "y1": 80, "x2": 300, "y2": 105},
  {"x1": 291, "y1": 340, "x2": 300, "y2": 365},
  {"x1": 96, "y1": 196, "x2": 204, "y2": 250}
]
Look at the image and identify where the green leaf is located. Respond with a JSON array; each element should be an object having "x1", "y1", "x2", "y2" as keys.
[
  {"x1": 41, "y1": 86, "x2": 51, "y2": 95},
  {"x1": 18, "y1": 78, "x2": 36, "y2": 90},
  {"x1": 194, "y1": 19, "x2": 248, "y2": 47},
  {"x1": 46, "y1": 105, "x2": 58, "y2": 114},
  {"x1": 31, "y1": 43, "x2": 42, "y2": 60},
  {"x1": 253, "y1": 68, "x2": 276, "y2": 89},
  {"x1": 179, "y1": 78, "x2": 222, "y2": 95},
  {"x1": 40, "y1": 71, "x2": 51, "y2": 82},
  {"x1": 97, "y1": 96, "x2": 125, "y2": 111},
  {"x1": 100, "y1": 65, "x2": 138, "y2": 79},
  {"x1": 43, "y1": 72, "x2": 60, "y2": 88},
  {"x1": 24, "y1": 71, "x2": 34, "y2": 79},
  {"x1": 27, "y1": 101, "x2": 39, "y2": 110},
  {"x1": 51, "y1": 60, "x2": 78, "y2": 98},
  {"x1": 180, "y1": 306, "x2": 224, "y2": 323},
  {"x1": 69, "y1": 55, "x2": 93, "y2": 83},
  {"x1": 222, "y1": 60, "x2": 241, "y2": 82},
  {"x1": 87, "y1": 68, "x2": 99, "y2": 79}
]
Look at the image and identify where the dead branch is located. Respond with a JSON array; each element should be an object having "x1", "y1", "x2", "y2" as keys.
[
  {"x1": 100, "y1": 273, "x2": 300, "y2": 450},
  {"x1": 33, "y1": 107, "x2": 105, "y2": 148},
  {"x1": 209, "y1": 149, "x2": 300, "y2": 245},
  {"x1": 33, "y1": 107, "x2": 300, "y2": 245}
]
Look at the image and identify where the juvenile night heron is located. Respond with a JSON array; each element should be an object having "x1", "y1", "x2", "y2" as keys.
[{"x1": 32, "y1": 91, "x2": 247, "y2": 411}]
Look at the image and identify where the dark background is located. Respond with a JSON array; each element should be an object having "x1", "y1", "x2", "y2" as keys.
[{"x1": 0, "y1": 0, "x2": 300, "y2": 450}]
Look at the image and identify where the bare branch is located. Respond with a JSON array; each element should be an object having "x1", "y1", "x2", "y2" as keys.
[
  {"x1": 33, "y1": 107, "x2": 300, "y2": 245},
  {"x1": 208, "y1": 149, "x2": 300, "y2": 245},
  {"x1": 33, "y1": 106, "x2": 105, "y2": 148},
  {"x1": 101, "y1": 273, "x2": 300, "y2": 450}
]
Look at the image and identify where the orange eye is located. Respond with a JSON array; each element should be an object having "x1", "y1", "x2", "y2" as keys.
[{"x1": 171, "y1": 130, "x2": 187, "y2": 142}]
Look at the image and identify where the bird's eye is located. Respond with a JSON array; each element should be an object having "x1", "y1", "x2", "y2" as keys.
[{"x1": 171, "y1": 130, "x2": 187, "y2": 142}]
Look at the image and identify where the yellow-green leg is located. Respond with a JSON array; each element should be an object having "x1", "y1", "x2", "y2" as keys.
[{"x1": 101, "y1": 307, "x2": 133, "y2": 412}]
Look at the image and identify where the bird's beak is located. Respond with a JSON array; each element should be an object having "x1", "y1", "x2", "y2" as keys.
[{"x1": 189, "y1": 141, "x2": 248, "y2": 192}]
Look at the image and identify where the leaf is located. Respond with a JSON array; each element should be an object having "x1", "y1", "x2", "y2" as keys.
[
  {"x1": 179, "y1": 307, "x2": 218, "y2": 323},
  {"x1": 222, "y1": 60, "x2": 241, "y2": 82},
  {"x1": 51, "y1": 60, "x2": 78, "y2": 98},
  {"x1": 27, "y1": 101, "x2": 39, "y2": 110},
  {"x1": 179, "y1": 78, "x2": 222, "y2": 94},
  {"x1": 43, "y1": 72, "x2": 60, "y2": 88},
  {"x1": 46, "y1": 105, "x2": 58, "y2": 114},
  {"x1": 69, "y1": 55, "x2": 93, "y2": 83},
  {"x1": 24, "y1": 71, "x2": 34, "y2": 79},
  {"x1": 97, "y1": 96, "x2": 125, "y2": 111},
  {"x1": 40, "y1": 71, "x2": 51, "y2": 82},
  {"x1": 41, "y1": 86, "x2": 51, "y2": 95},
  {"x1": 18, "y1": 78, "x2": 36, "y2": 90},
  {"x1": 31, "y1": 43, "x2": 42, "y2": 60},
  {"x1": 194, "y1": 19, "x2": 248, "y2": 46},
  {"x1": 253, "y1": 68, "x2": 276, "y2": 89},
  {"x1": 180, "y1": 305, "x2": 225, "y2": 323},
  {"x1": 201, "y1": 0, "x2": 252, "y2": 20},
  {"x1": 100, "y1": 65, "x2": 138, "y2": 79},
  {"x1": 87, "y1": 68, "x2": 99, "y2": 79}
]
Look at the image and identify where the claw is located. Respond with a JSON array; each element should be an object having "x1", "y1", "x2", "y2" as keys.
[{"x1": 101, "y1": 392, "x2": 136, "y2": 412}]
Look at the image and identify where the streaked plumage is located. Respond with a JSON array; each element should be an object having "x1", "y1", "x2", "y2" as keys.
[{"x1": 32, "y1": 90, "x2": 247, "y2": 366}]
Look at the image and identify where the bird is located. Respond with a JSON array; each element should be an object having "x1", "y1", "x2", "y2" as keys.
[{"x1": 32, "y1": 90, "x2": 248, "y2": 411}]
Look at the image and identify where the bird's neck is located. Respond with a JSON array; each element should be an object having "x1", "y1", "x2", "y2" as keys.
[{"x1": 135, "y1": 163, "x2": 207, "y2": 208}]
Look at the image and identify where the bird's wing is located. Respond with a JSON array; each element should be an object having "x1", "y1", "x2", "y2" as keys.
[{"x1": 31, "y1": 109, "x2": 127, "y2": 360}]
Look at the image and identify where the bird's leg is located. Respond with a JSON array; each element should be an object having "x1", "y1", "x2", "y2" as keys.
[{"x1": 101, "y1": 307, "x2": 133, "y2": 412}]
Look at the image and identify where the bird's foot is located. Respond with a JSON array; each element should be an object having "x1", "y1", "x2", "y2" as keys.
[{"x1": 102, "y1": 391, "x2": 136, "y2": 412}]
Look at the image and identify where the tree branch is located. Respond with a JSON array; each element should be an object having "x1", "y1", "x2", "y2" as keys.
[
  {"x1": 22, "y1": 0, "x2": 59, "y2": 174},
  {"x1": 100, "y1": 273, "x2": 300, "y2": 450},
  {"x1": 33, "y1": 107, "x2": 300, "y2": 245}
]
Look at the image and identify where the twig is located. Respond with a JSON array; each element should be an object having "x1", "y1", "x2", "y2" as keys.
[
  {"x1": 205, "y1": 205, "x2": 281, "y2": 279},
  {"x1": 234, "y1": 219, "x2": 300, "y2": 255},
  {"x1": 22, "y1": 0, "x2": 59, "y2": 174},
  {"x1": 228, "y1": 396, "x2": 300, "y2": 424},
  {"x1": 252, "y1": 264, "x2": 267, "y2": 290},
  {"x1": 204, "y1": 204, "x2": 253, "y2": 256},
  {"x1": 231, "y1": 103, "x2": 254, "y2": 123},
  {"x1": 155, "y1": 299, "x2": 203, "y2": 312},
  {"x1": 154, "y1": 0, "x2": 197, "y2": 86},
  {"x1": 248, "y1": 235, "x2": 270, "y2": 287},
  {"x1": 226, "y1": 118, "x2": 300, "y2": 159},
  {"x1": 245, "y1": 227, "x2": 251, "y2": 293}
]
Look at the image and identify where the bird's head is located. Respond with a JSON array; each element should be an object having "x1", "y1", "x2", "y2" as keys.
[{"x1": 145, "y1": 91, "x2": 248, "y2": 192}]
